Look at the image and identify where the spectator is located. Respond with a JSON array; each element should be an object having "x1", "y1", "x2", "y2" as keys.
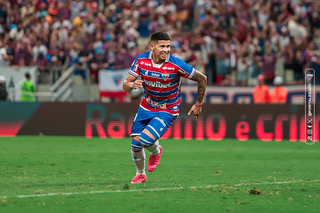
[
  {"x1": 261, "y1": 47, "x2": 281, "y2": 85},
  {"x1": 36, "y1": 2, "x2": 48, "y2": 19},
  {"x1": 236, "y1": 50, "x2": 251, "y2": 85},
  {"x1": 21, "y1": 72, "x2": 35, "y2": 102},
  {"x1": 90, "y1": 47, "x2": 108, "y2": 83},
  {"x1": 253, "y1": 74, "x2": 269, "y2": 104},
  {"x1": 269, "y1": 76, "x2": 287, "y2": 104},
  {"x1": 172, "y1": 0, "x2": 190, "y2": 31},
  {"x1": 0, "y1": 41, "x2": 13, "y2": 66},
  {"x1": 248, "y1": 53, "x2": 262, "y2": 86},
  {"x1": 9, "y1": 20, "x2": 24, "y2": 40},
  {"x1": 73, "y1": 51, "x2": 89, "y2": 84},
  {"x1": 0, "y1": 75, "x2": 7, "y2": 101},
  {"x1": 13, "y1": 38, "x2": 33, "y2": 66},
  {"x1": 288, "y1": 16, "x2": 308, "y2": 41},
  {"x1": 279, "y1": 27, "x2": 290, "y2": 48},
  {"x1": 137, "y1": 8, "x2": 150, "y2": 52},
  {"x1": 216, "y1": 50, "x2": 231, "y2": 85},
  {"x1": 309, "y1": 51, "x2": 320, "y2": 84},
  {"x1": 50, "y1": 56, "x2": 62, "y2": 84},
  {"x1": 291, "y1": 50, "x2": 306, "y2": 84},
  {"x1": 155, "y1": 0, "x2": 176, "y2": 28},
  {"x1": 32, "y1": 37, "x2": 48, "y2": 64},
  {"x1": 0, "y1": 3, "x2": 7, "y2": 24},
  {"x1": 71, "y1": 0, "x2": 85, "y2": 19},
  {"x1": 36, "y1": 52, "x2": 50, "y2": 83},
  {"x1": 49, "y1": 46, "x2": 66, "y2": 67}
]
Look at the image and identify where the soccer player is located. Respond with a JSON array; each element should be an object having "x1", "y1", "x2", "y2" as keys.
[{"x1": 123, "y1": 32, "x2": 207, "y2": 184}]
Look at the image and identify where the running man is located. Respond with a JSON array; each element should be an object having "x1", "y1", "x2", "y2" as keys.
[{"x1": 123, "y1": 32, "x2": 207, "y2": 184}]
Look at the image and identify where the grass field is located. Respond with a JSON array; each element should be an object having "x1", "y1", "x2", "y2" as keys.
[{"x1": 0, "y1": 137, "x2": 319, "y2": 213}]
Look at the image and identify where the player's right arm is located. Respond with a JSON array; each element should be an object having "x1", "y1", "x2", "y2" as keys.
[
  {"x1": 123, "y1": 56, "x2": 144, "y2": 91},
  {"x1": 122, "y1": 74, "x2": 143, "y2": 91}
]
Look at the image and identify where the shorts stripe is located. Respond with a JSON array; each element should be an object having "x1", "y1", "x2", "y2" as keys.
[
  {"x1": 147, "y1": 125, "x2": 160, "y2": 138},
  {"x1": 140, "y1": 137, "x2": 153, "y2": 145}
]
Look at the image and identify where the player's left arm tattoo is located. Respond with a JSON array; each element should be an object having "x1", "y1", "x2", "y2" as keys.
[{"x1": 191, "y1": 70, "x2": 207, "y2": 104}]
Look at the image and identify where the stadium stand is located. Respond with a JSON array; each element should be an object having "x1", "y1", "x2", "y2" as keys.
[{"x1": 0, "y1": 0, "x2": 319, "y2": 101}]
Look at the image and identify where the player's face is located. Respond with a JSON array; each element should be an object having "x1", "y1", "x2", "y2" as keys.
[{"x1": 151, "y1": 40, "x2": 171, "y2": 61}]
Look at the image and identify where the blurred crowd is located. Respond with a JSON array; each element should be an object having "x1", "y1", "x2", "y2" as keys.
[{"x1": 0, "y1": 0, "x2": 319, "y2": 85}]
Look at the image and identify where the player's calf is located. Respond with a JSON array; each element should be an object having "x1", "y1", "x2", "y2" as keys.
[
  {"x1": 131, "y1": 139, "x2": 146, "y2": 176},
  {"x1": 139, "y1": 132, "x2": 163, "y2": 172}
]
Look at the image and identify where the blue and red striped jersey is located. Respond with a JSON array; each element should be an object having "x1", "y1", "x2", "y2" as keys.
[{"x1": 129, "y1": 51, "x2": 196, "y2": 116}]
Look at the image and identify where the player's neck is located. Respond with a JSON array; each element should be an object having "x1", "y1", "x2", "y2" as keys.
[{"x1": 151, "y1": 53, "x2": 165, "y2": 64}]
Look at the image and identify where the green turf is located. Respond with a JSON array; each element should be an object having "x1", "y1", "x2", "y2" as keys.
[{"x1": 0, "y1": 137, "x2": 319, "y2": 213}]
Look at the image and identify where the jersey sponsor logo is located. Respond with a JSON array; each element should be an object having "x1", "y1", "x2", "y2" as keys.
[
  {"x1": 162, "y1": 67, "x2": 174, "y2": 70},
  {"x1": 178, "y1": 69, "x2": 189, "y2": 76},
  {"x1": 143, "y1": 70, "x2": 161, "y2": 78},
  {"x1": 144, "y1": 79, "x2": 171, "y2": 88},
  {"x1": 162, "y1": 74, "x2": 169, "y2": 81},
  {"x1": 154, "y1": 117, "x2": 167, "y2": 127},
  {"x1": 142, "y1": 62, "x2": 151, "y2": 66},
  {"x1": 146, "y1": 96, "x2": 166, "y2": 109},
  {"x1": 151, "y1": 72, "x2": 160, "y2": 77}
]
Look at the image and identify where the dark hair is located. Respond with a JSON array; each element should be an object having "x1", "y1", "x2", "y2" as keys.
[
  {"x1": 38, "y1": 52, "x2": 44, "y2": 59},
  {"x1": 25, "y1": 73, "x2": 30, "y2": 79},
  {"x1": 150, "y1": 32, "x2": 170, "y2": 44}
]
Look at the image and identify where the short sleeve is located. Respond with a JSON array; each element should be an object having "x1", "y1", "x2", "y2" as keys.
[
  {"x1": 175, "y1": 58, "x2": 196, "y2": 79},
  {"x1": 129, "y1": 57, "x2": 140, "y2": 78},
  {"x1": 0, "y1": 48, "x2": 6, "y2": 55}
]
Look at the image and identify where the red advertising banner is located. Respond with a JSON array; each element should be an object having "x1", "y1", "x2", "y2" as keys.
[{"x1": 0, "y1": 102, "x2": 318, "y2": 141}]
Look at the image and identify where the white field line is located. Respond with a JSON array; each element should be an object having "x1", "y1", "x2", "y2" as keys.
[{"x1": 1, "y1": 179, "x2": 319, "y2": 199}]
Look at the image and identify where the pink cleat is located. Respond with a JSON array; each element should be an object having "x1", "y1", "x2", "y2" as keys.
[
  {"x1": 147, "y1": 145, "x2": 163, "y2": 172},
  {"x1": 131, "y1": 174, "x2": 147, "y2": 184}
]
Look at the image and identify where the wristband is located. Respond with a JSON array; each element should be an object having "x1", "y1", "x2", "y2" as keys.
[
  {"x1": 194, "y1": 104, "x2": 202, "y2": 108},
  {"x1": 124, "y1": 80, "x2": 134, "y2": 88}
]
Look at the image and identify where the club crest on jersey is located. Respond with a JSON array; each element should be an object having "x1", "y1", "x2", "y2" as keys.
[{"x1": 162, "y1": 74, "x2": 170, "y2": 81}]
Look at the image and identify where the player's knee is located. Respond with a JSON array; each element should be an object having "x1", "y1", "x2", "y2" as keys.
[
  {"x1": 132, "y1": 135, "x2": 140, "y2": 142},
  {"x1": 146, "y1": 125, "x2": 161, "y2": 140},
  {"x1": 140, "y1": 132, "x2": 156, "y2": 147},
  {"x1": 131, "y1": 139, "x2": 143, "y2": 152}
]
